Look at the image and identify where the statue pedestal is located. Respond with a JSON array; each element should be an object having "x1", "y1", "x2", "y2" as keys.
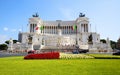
[
  {"x1": 7, "y1": 38, "x2": 14, "y2": 52},
  {"x1": 27, "y1": 44, "x2": 34, "y2": 50},
  {"x1": 40, "y1": 45, "x2": 45, "y2": 49}
]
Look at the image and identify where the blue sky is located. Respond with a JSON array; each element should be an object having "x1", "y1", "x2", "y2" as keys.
[{"x1": 0, "y1": 0, "x2": 120, "y2": 43}]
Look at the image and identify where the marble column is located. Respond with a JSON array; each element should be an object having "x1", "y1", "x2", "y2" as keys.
[
  {"x1": 81, "y1": 24, "x2": 83, "y2": 32},
  {"x1": 32, "y1": 24, "x2": 34, "y2": 32},
  {"x1": 84, "y1": 24, "x2": 85, "y2": 32},
  {"x1": 86, "y1": 24, "x2": 88, "y2": 32},
  {"x1": 33, "y1": 24, "x2": 34, "y2": 32},
  {"x1": 31, "y1": 24, "x2": 32, "y2": 32},
  {"x1": 85, "y1": 24, "x2": 87, "y2": 32}
]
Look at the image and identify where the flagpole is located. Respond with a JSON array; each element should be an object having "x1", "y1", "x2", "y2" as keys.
[
  {"x1": 76, "y1": 25, "x2": 78, "y2": 45},
  {"x1": 42, "y1": 23, "x2": 45, "y2": 45},
  {"x1": 75, "y1": 25, "x2": 79, "y2": 53},
  {"x1": 72, "y1": 24, "x2": 79, "y2": 53}
]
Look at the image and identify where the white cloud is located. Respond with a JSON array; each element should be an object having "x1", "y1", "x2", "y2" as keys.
[
  {"x1": 18, "y1": 29, "x2": 22, "y2": 32},
  {"x1": 3, "y1": 27, "x2": 8, "y2": 31},
  {"x1": 0, "y1": 34, "x2": 8, "y2": 44},
  {"x1": 3, "y1": 27, "x2": 20, "y2": 32}
]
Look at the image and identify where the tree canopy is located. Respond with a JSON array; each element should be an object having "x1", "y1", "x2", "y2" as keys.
[
  {"x1": 116, "y1": 38, "x2": 120, "y2": 50},
  {"x1": 5, "y1": 40, "x2": 18, "y2": 44},
  {"x1": 100, "y1": 39, "x2": 106, "y2": 43},
  {"x1": 110, "y1": 40, "x2": 117, "y2": 49},
  {"x1": 0, "y1": 44, "x2": 8, "y2": 50}
]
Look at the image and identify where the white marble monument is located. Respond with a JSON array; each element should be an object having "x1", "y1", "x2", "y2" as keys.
[{"x1": 11, "y1": 13, "x2": 112, "y2": 53}]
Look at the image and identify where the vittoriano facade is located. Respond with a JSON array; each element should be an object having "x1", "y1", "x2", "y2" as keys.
[{"x1": 8, "y1": 13, "x2": 112, "y2": 53}]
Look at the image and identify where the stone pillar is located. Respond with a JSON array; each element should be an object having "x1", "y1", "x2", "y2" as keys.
[
  {"x1": 32, "y1": 24, "x2": 33, "y2": 32},
  {"x1": 33, "y1": 24, "x2": 34, "y2": 32},
  {"x1": 64, "y1": 26, "x2": 66, "y2": 34},
  {"x1": 84, "y1": 24, "x2": 85, "y2": 32},
  {"x1": 58, "y1": 29, "x2": 62, "y2": 36},
  {"x1": 53, "y1": 26, "x2": 54, "y2": 34},
  {"x1": 30, "y1": 24, "x2": 32, "y2": 32},
  {"x1": 68, "y1": 26, "x2": 69, "y2": 34},
  {"x1": 50, "y1": 26, "x2": 51, "y2": 34},
  {"x1": 44, "y1": 26, "x2": 45, "y2": 34},
  {"x1": 10, "y1": 38, "x2": 13, "y2": 51},
  {"x1": 68, "y1": 26, "x2": 70, "y2": 34},
  {"x1": 31, "y1": 44, "x2": 33, "y2": 50},
  {"x1": 54, "y1": 26, "x2": 56, "y2": 34},
  {"x1": 33, "y1": 24, "x2": 35, "y2": 32},
  {"x1": 81, "y1": 24, "x2": 83, "y2": 32},
  {"x1": 63, "y1": 26, "x2": 64, "y2": 34},
  {"x1": 67, "y1": 26, "x2": 68, "y2": 34},
  {"x1": 43, "y1": 25, "x2": 44, "y2": 34},
  {"x1": 47, "y1": 26, "x2": 50, "y2": 33},
  {"x1": 53, "y1": 26, "x2": 55, "y2": 34},
  {"x1": 82, "y1": 24, "x2": 84, "y2": 32},
  {"x1": 52, "y1": 26, "x2": 53, "y2": 34},
  {"x1": 81, "y1": 24, "x2": 84, "y2": 32},
  {"x1": 51, "y1": 26, "x2": 52, "y2": 34},
  {"x1": 54, "y1": 26, "x2": 55, "y2": 34},
  {"x1": 55, "y1": 26, "x2": 57, "y2": 34},
  {"x1": 45, "y1": 26, "x2": 47, "y2": 34},
  {"x1": 46, "y1": 26, "x2": 47, "y2": 33},
  {"x1": 86, "y1": 24, "x2": 88, "y2": 32},
  {"x1": 84, "y1": 24, "x2": 86, "y2": 32},
  {"x1": 34, "y1": 24, "x2": 35, "y2": 32},
  {"x1": 31, "y1": 24, "x2": 33, "y2": 32},
  {"x1": 106, "y1": 38, "x2": 113, "y2": 52},
  {"x1": 7, "y1": 38, "x2": 13, "y2": 52},
  {"x1": 66, "y1": 26, "x2": 67, "y2": 34},
  {"x1": 107, "y1": 38, "x2": 110, "y2": 47}
]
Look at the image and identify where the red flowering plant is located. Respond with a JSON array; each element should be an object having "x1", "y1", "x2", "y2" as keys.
[{"x1": 24, "y1": 52, "x2": 60, "y2": 59}]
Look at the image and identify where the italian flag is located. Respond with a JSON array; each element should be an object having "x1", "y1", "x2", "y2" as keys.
[
  {"x1": 35, "y1": 26, "x2": 39, "y2": 30},
  {"x1": 72, "y1": 24, "x2": 77, "y2": 31},
  {"x1": 40, "y1": 26, "x2": 44, "y2": 30},
  {"x1": 35, "y1": 25, "x2": 44, "y2": 30}
]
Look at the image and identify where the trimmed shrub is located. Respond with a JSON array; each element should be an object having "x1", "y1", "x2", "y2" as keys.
[{"x1": 24, "y1": 52, "x2": 59, "y2": 59}]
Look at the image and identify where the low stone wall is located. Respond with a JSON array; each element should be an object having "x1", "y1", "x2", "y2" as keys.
[{"x1": 0, "y1": 52, "x2": 27, "y2": 57}]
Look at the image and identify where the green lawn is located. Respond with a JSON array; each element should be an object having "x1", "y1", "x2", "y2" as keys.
[
  {"x1": 0, "y1": 56, "x2": 120, "y2": 75},
  {"x1": 87, "y1": 54, "x2": 120, "y2": 59}
]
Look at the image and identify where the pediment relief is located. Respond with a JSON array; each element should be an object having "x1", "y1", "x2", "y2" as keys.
[{"x1": 76, "y1": 18, "x2": 89, "y2": 23}]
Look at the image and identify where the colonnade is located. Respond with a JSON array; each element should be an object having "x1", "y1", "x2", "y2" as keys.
[
  {"x1": 29, "y1": 24, "x2": 89, "y2": 34},
  {"x1": 30, "y1": 24, "x2": 37, "y2": 32},
  {"x1": 43, "y1": 26, "x2": 78, "y2": 34},
  {"x1": 81, "y1": 24, "x2": 88, "y2": 32}
]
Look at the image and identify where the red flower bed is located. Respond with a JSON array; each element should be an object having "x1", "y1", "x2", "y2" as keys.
[{"x1": 24, "y1": 52, "x2": 60, "y2": 59}]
